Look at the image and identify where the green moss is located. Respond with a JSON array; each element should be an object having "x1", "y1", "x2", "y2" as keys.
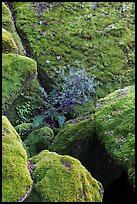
[
  {"x1": 50, "y1": 85, "x2": 135, "y2": 189},
  {"x1": 26, "y1": 150, "x2": 103, "y2": 202},
  {"x1": 15, "y1": 122, "x2": 33, "y2": 140},
  {"x1": 24, "y1": 127, "x2": 54, "y2": 157},
  {"x1": 12, "y1": 2, "x2": 134, "y2": 96},
  {"x1": 2, "y1": 2, "x2": 25, "y2": 55},
  {"x1": 2, "y1": 53, "x2": 37, "y2": 112},
  {"x1": 2, "y1": 28, "x2": 18, "y2": 54},
  {"x1": 94, "y1": 85, "x2": 135, "y2": 188},
  {"x1": 4, "y1": 78, "x2": 43, "y2": 126},
  {"x1": 50, "y1": 117, "x2": 94, "y2": 158},
  {"x1": 2, "y1": 116, "x2": 33, "y2": 202}
]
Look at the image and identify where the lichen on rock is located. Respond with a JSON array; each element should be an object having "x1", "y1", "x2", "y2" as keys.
[
  {"x1": 26, "y1": 150, "x2": 103, "y2": 202},
  {"x1": 2, "y1": 115, "x2": 33, "y2": 202}
]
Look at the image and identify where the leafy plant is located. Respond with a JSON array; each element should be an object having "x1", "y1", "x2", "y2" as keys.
[{"x1": 25, "y1": 66, "x2": 97, "y2": 128}]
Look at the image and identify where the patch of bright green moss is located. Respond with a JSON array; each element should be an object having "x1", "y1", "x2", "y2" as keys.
[
  {"x1": 2, "y1": 2, "x2": 25, "y2": 55},
  {"x1": 2, "y1": 115, "x2": 33, "y2": 202},
  {"x1": 2, "y1": 28, "x2": 18, "y2": 54},
  {"x1": 2, "y1": 53, "x2": 37, "y2": 112},
  {"x1": 24, "y1": 127, "x2": 54, "y2": 157},
  {"x1": 26, "y1": 150, "x2": 103, "y2": 202},
  {"x1": 12, "y1": 2, "x2": 134, "y2": 96}
]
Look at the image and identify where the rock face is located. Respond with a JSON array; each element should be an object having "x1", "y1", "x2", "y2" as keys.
[
  {"x1": 50, "y1": 85, "x2": 135, "y2": 189},
  {"x1": 2, "y1": 116, "x2": 33, "y2": 202},
  {"x1": 24, "y1": 127, "x2": 54, "y2": 157},
  {"x1": 2, "y1": 2, "x2": 25, "y2": 55},
  {"x1": 2, "y1": 28, "x2": 18, "y2": 54},
  {"x1": 2, "y1": 2, "x2": 42, "y2": 126},
  {"x1": 26, "y1": 150, "x2": 103, "y2": 202},
  {"x1": 2, "y1": 53, "x2": 37, "y2": 112},
  {"x1": 94, "y1": 85, "x2": 135, "y2": 189},
  {"x1": 11, "y1": 2, "x2": 134, "y2": 96}
]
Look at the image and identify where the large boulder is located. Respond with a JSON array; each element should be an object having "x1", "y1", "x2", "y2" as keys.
[
  {"x1": 11, "y1": 2, "x2": 134, "y2": 96},
  {"x1": 26, "y1": 150, "x2": 103, "y2": 202},
  {"x1": 2, "y1": 53, "x2": 37, "y2": 112},
  {"x1": 50, "y1": 85, "x2": 135, "y2": 189},
  {"x1": 24, "y1": 126, "x2": 54, "y2": 157},
  {"x1": 2, "y1": 116, "x2": 33, "y2": 202},
  {"x1": 94, "y1": 85, "x2": 135, "y2": 189}
]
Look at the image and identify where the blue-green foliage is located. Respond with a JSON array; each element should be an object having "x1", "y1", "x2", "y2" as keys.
[{"x1": 33, "y1": 66, "x2": 97, "y2": 128}]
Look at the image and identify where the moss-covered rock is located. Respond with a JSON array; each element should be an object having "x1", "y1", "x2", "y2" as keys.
[
  {"x1": 26, "y1": 150, "x2": 103, "y2": 202},
  {"x1": 2, "y1": 2, "x2": 25, "y2": 55},
  {"x1": 50, "y1": 115, "x2": 122, "y2": 189},
  {"x1": 4, "y1": 78, "x2": 43, "y2": 126},
  {"x1": 50, "y1": 117, "x2": 94, "y2": 158},
  {"x1": 50, "y1": 85, "x2": 135, "y2": 189},
  {"x1": 2, "y1": 53, "x2": 37, "y2": 112},
  {"x1": 15, "y1": 122, "x2": 33, "y2": 140},
  {"x1": 11, "y1": 2, "x2": 134, "y2": 96},
  {"x1": 94, "y1": 85, "x2": 135, "y2": 189},
  {"x1": 24, "y1": 127, "x2": 54, "y2": 157},
  {"x1": 2, "y1": 28, "x2": 18, "y2": 54},
  {"x1": 2, "y1": 116, "x2": 33, "y2": 202}
]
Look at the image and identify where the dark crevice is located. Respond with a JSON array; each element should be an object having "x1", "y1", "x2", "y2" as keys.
[{"x1": 103, "y1": 171, "x2": 135, "y2": 202}]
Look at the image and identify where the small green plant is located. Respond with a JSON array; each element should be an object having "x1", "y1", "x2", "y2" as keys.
[
  {"x1": 32, "y1": 66, "x2": 97, "y2": 128},
  {"x1": 15, "y1": 101, "x2": 40, "y2": 125}
]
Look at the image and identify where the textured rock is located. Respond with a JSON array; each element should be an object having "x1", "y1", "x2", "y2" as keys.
[
  {"x1": 2, "y1": 53, "x2": 37, "y2": 112},
  {"x1": 50, "y1": 85, "x2": 135, "y2": 189},
  {"x1": 2, "y1": 28, "x2": 18, "y2": 54},
  {"x1": 26, "y1": 150, "x2": 103, "y2": 202},
  {"x1": 2, "y1": 116, "x2": 33, "y2": 202},
  {"x1": 2, "y1": 2, "x2": 25, "y2": 55},
  {"x1": 24, "y1": 126, "x2": 54, "y2": 157},
  {"x1": 94, "y1": 85, "x2": 135, "y2": 189},
  {"x1": 11, "y1": 2, "x2": 134, "y2": 96}
]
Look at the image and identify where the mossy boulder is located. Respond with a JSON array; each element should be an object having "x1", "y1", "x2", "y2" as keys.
[
  {"x1": 94, "y1": 85, "x2": 135, "y2": 189},
  {"x1": 50, "y1": 85, "x2": 135, "y2": 189},
  {"x1": 2, "y1": 28, "x2": 18, "y2": 54},
  {"x1": 11, "y1": 2, "x2": 134, "y2": 96},
  {"x1": 2, "y1": 116, "x2": 33, "y2": 202},
  {"x1": 24, "y1": 127, "x2": 54, "y2": 157},
  {"x1": 2, "y1": 2, "x2": 25, "y2": 55},
  {"x1": 15, "y1": 122, "x2": 33, "y2": 140},
  {"x1": 2, "y1": 53, "x2": 37, "y2": 112},
  {"x1": 26, "y1": 150, "x2": 103, "y2": 202},
  {"x1": 50, "y1": 116, "x2": 122, "y2": 188}
]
